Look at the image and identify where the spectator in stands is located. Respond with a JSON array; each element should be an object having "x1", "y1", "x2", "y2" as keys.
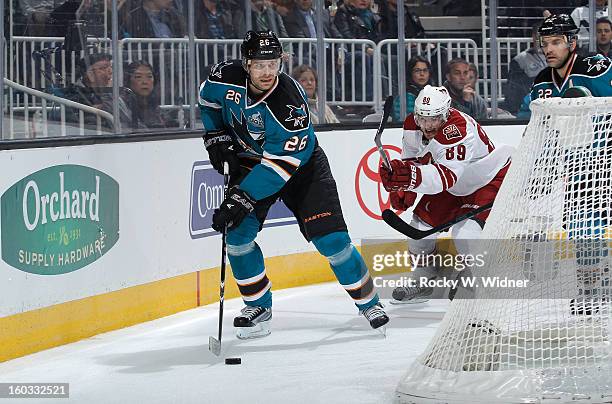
[
  {"x1": 334, "y1": 0, "x2": 386, "y2": 106},
  {"x1": 392, "y1": 56, "x2": 432, "y2": 122},
  {"x1": 193, "y1": 0, "x2": 245, "y2": 77},
  {"x1": 282, "y1": 0, "x2": 341, "y2": 86},
  {"x1": 504, "y1": 22, "x2": 547, "y2": 114},
  {"x1": 74, "y1": 0, "x2": 130, "y2": 38},
  {"x1": 283, "y1": 0, "x2": 341, "y2": 39},
  {"x1": 292, "y1": 64, "x2": 340, "y2": 124},
  {"x1": 124, "y1": 60, "x2": 175, "y2": 128},
  {"x1": 443, "y1": 58, "x2": 487, "y2": 120},
  {"x1": 18, "y1": 0, "x2": 55, "y2": 35},
  {"x1": 467, "y1": 63, "x2": 477, "y2": 89},
  {"x1": 272, "y1": 0, "x2": 293, "y2": 17},
  {"x1": 378, "y1": 0, "x2": 425, "y2": 40},
  {"x1": 596, "y1": 17, "x2": 612, "y2": 58},
  {"x1": 334, "y1": 0, "x2": 386, "y2": 45},
  {"x1": 194, "y1": 0, "x2": 244, "y2": 39},
  {"x1": 77, "y1": 53, "x2": 113, "y2": 94},
  {"x1": 571, "y1": 0, "x2": 608, "y2": 39},
  {"x1": 66, "y1": 53, "x2": 135, "y2": 129},
  {"x1": 121, "y1": 0, "x2": 186, "y2": 38},
  {"x1": 250, "y1": 0, "x2": 289, "y2": 37}
]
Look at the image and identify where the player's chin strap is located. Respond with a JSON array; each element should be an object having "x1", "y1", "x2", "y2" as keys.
[{"x1": 559, "y1": 36, "x2": 577, "y2": 68}]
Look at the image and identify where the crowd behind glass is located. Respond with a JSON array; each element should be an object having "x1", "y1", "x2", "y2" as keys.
[{"x1": 2, "y1": 0, "x2": 611, "y2": 137}]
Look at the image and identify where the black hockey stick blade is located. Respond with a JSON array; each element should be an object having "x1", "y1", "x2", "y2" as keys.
[
  {"x1": 209, "y1": 335, "x2": 221, "y2": 356},
  {"x1": 382, "y1": 202, "x2": 494, "y2": 239},
  {"x1": 374, "y1": 96, "x2": 394, "y2": 170}
]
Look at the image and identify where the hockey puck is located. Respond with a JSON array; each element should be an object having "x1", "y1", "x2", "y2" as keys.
[{"x1": 225, "y1": 357, "x2": 241, "y2": 365}]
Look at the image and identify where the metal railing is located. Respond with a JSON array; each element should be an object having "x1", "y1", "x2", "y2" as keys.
[
  {"x1": 481, "y1": 37, "x2": 532, "y2": 102},
  {"x1": 8, "y1": 36, "x2": 383, "y2": 110},
  {"x1": 9, "y1": 36, "x2": 111, "y2": 91},
  {"x1": 481, "y1": 37, "x2": 589, "y2": 102},
  {"x1": 4, "y1": 35, "x2": 544, "y2": 138},
  {"x1": 375, "y1": 38, "x2": 480, "y2": 111},
  {"x1": 123, "y1": 37, "x2": 380, "y2": 108},
  {"x1": 3, "y1": 78, "x2": 113, "y2": 139}
]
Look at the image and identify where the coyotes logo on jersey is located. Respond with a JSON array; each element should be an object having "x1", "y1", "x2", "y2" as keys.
[{"x1": 443, "y1": 124, "x2": 462, "y2": 140}]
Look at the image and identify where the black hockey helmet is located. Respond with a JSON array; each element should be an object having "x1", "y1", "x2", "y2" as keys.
[
  {"x1": 538, "y1": 14, "x2": 579, "y2": 39},
  {"x1": 241, "y1": 31, "x2": 283, "y2": 61}
]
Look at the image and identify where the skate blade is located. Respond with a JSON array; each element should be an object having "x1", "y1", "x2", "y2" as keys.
[
  {"x1": 209, "y1": 336, "x2": 221, "y2": 356},
  {"x1": 236, "y1": 321, "x2": 271, "y2": 340},
  {"x1": 389, "y1": 298, "x2": 429, "y2": 305},
  {"x1": 375, "y1": 325, "x2": 387, "y2": 337}
]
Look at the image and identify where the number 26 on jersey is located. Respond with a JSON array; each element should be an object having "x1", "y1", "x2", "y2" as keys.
[{"x1": 284, "y1": 135, "x2": 308, "y2": 152}]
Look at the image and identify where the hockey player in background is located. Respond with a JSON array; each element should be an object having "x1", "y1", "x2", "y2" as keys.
[
  {"x1": 530, "y1": 14, "x2": 612, "y2": 100},
  {"x1": 530, "y1": 14, "x2": 612, "y2": 315},
  {"x1": 198, "y1": 31, "x2": 389, "y2": 339},
  {"x1": 379, "y1": 85, "x2": 512, "y2": 303}
]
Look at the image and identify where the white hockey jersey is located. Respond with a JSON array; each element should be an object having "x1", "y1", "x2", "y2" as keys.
[{"x1": 401, "y1": 108, "x2": 511, "y2": 196}]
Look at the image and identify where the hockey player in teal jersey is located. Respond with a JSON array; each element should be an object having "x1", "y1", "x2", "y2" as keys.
[
  {"x1": 199, "y1": 31, "x2": 389, "y2": 339},
  {"x1": 530, "y1": 14, "x2": 611, "y2": 315},
  {"x1": 530, "y1": 14, "x2": 612, "y2": 100}
]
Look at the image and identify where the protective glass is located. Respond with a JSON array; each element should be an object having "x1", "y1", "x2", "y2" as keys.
[
  {"x1": 539, "y1": 35, "x2": 571, "y2": 50},
  {"x1": 415, "y1": 114, "x2": 444, "y2": 128},
  {"x1": 249, "y1": 59, "x2": 282, "y2": 74}
]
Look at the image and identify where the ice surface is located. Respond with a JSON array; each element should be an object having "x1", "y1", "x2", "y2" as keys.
[{"x1": 0, "y1": 283, "x2": 448, "y2": 404}]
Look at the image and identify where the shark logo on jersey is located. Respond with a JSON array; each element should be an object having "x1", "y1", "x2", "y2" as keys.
[
  {"x1": 231, "y1": 110, "x2": 264, "y2": 154},
  {"x1": 285, "y1": 104, "x2": 308, "y2": 128},
  {"x1": 248, "y1": 112, "x2": 264, "y2": 129},
  {"x1": 210, "y1": 60, "x2": 234, "y2": 79},
  {"x1": 586, "y1": 57, "x2": 609, "y2": 73}
]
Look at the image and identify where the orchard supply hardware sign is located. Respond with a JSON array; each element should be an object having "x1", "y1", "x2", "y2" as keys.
[{"x1": 1, "y1": 165, "x2": 119, "y2": 275}]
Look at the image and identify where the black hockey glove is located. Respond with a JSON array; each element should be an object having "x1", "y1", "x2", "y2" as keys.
[
  {"x1": 203, "y1": 130, "x2": 241, "y2": 176},
  {"x1": 212, "y1": 187, "x2": 256, "y2": 232}
]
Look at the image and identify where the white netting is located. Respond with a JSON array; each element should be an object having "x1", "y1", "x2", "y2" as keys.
[{"x1": 396, "y1": 98, "x2": 612, "y2": 404}]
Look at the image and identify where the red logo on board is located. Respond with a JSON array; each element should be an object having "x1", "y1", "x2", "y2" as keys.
[{"x1": 355, "y1": 145, "x2": 403, "y2": 220}]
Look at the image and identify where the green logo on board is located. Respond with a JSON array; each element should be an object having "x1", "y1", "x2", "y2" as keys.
[{"x1": 1, "y1": 165, "x2": 120, "y2": 275}]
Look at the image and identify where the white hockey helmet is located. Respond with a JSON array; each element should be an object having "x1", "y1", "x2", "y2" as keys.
[{"x1": 414, "y1": 85, "x2": 452, "y2": 119}]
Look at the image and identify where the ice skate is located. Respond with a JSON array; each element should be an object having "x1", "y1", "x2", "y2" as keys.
[
  {"x1": 234, "y1": 306, "x2": 272, "y2": 339},
  {"x1": 361, "y1": 303, "x2": 389, "y2": 336},
  {"x1": 389, "y1": 285, "x2": 433, "y2": 305}
]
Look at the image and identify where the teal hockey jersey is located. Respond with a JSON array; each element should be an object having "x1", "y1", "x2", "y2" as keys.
[
  {"x1": 530, "y1": 53, "x2": 612, "y2": 100},
  {"x1": 198, "y1": 60, "x2": 316, "y2": 200}
]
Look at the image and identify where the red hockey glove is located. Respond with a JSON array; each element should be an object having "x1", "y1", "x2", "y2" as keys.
[
  {"x1": 390, "y1": 190, "x2": 417, "y2": 211},
  {"x1": 380, "y1": 159, "x2": 422, "y2": 192}
]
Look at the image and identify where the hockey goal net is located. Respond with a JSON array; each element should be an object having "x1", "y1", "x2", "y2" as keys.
[{"x1": 396, "y1": 97, "x2": 612, "y2": 403}]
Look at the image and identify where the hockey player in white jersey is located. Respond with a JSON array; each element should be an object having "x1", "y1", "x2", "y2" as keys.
[{"x1": 379, "y1": 85, "x2": 512, "y2": 303}]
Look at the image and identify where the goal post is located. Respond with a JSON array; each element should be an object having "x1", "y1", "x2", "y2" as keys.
[{"x1": 395, "y1": 97, "x2": 612, "y2": 404}]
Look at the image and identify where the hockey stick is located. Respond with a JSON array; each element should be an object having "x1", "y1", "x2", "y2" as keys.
[
  {"x1": 374, "y1": 95, "x2": 395, "y2": 170},
  {"x1": 209, "y1": 162, "x2": 230, "y2": 357},
  {"x1": 382, "y1": 202, "x2": 494, "y2": 240}
]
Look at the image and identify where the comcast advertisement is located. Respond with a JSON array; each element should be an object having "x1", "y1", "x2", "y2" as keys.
[{"x1": 1, "y1": 165, "x2": 120, "y2": 275}]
